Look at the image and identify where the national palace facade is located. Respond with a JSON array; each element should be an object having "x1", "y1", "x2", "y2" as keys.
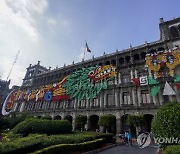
[{"x1": 2, "y1": 17, "x2": 180, "y2": 134}]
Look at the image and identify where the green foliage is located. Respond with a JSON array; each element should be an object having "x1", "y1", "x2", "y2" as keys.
[
  {"x1": 12, "y1": 118, "x2": 72, "y2": 136},
  {"x1": 33, "y1": 138, "x2": 106, "y2": 154},
  {"x1": 98, "y1": 114, "x2": 116, "y2": 133},
  {"x1": 98, "y1": 114, "x2": 115, "y2": 127},
  {"x1": 75, "y1": 115, "x2": 87, "y2": 130},
  {"x1": 163, "y1": 145, "x2": 180, "y2": 154},
  {"x1": 62, "y1": 66, "x2": 114, "y2": 101},
  {"x1": 0, "y1": 114, "x2": 28, "y2": 130},
  {"x1": 0, "y1": 132, "x2": 114, "y2": 153},
  {"x1": 126, "y1": 115, "x2": 145, "y2": 127},
  {"x1": 152, "y1": 102, "x2": 180, "y2": 140},
  {"x1": 0, "y1": 134, "x2": 45, "y2": 154}
]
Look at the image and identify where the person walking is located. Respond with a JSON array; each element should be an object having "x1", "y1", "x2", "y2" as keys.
[
  {"x1": 127, "y1": 129, "x2": 132, "y2": 146},
  {"x1": 124, "y1": 130, "x2": 128, "y2": 144}
]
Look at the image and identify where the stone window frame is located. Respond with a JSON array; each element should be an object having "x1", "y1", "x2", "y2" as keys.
[
  {"x1": 141, "y1": 90, "x2": 150, "y2": 104},
  {"x1": 122, "y1": 92, "x2": 131, "y2": 105}
]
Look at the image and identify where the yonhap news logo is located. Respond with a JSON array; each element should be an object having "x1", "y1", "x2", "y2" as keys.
[
  {"x1": 137, "y1": 132, "x2": 180, "y2": 148},
  {"x1": 137, "y1": 132, "x2": 151, "y2": 148}
]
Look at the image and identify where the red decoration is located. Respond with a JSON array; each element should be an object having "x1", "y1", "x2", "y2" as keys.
[
  {"x1": 132, "y1": 78, "x2": 140, "y2": 86},
  {"x1": 176, "y1": 83, "x2": 180, "y2": 90},
  {"x1": 52, "y1": 95, "x2": 70, "y2": 101}
]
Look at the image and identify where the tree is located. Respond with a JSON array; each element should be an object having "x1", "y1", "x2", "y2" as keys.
[
  {"x1": 126, "y1": 115, "x2": 145, "y2": 136},
  {"x1": 75, "y1": 115, "x2": 87, "y2": 131},
  {"x1": 98, "y1": 114, "x2": 116, "y2": 133},
  {"x1": 152, "y1": 102, "x2": 180, "y2": 145}
]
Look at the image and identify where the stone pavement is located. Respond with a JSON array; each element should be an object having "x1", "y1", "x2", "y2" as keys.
[
  {"x1": 97, "y1": 144, "x2": 159, "y2": 154},
  {"x1": 84, "y1": 137, "x2": 159, "y2": 154}
]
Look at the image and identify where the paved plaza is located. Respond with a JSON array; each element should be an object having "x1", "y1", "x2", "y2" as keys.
[{"x1": 97, "y1": 144, "x2": 159, "y2": 154}]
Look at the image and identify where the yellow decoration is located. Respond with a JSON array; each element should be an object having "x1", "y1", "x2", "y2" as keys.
[
  {"x1": 145, "y1": 48, "x2": 180, "y2": 78},
  {"x1": 145, "y1": 55, "x2": 161, "y2": 78},
  {"x1": 166, "y1": 49, "x2": 180, "y2": 76},
  {"x1": 29, "y1": 89, "x2": 38, "y2": 100}
]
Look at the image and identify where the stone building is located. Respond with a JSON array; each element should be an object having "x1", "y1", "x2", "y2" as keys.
[{"x1": 2, "y1": 17, "x2": 180, "y2": 134}]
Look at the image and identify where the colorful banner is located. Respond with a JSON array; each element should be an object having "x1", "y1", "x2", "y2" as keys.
[
  {"x1": 145, "y1": 48, "x2": 180, "y2": 78},
  {"x1": 2, "y1": 90, "x2": 16, "y2": 115},
  {"x1": 140, "y1": 76, "x2": 148, "y2": 86},
  {"x1": 163, "y1": 82, "x2": 176, "y2": 95},
  {"x1": 2, "y1": 65, "x2": 117, "y2": 115},
  {"x1": 150, "y1": 85, "x2": 161, "y2": 96},
  {"x1": 148, "y1": 76, "x2": 159, "y2": 85}
]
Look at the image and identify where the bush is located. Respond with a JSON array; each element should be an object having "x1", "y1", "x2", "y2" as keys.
[
  {"x1": 152, "y1": 102, "x2": 180, "y2": 140},
  {"x1": 0, "y1": 114, "x2": 27, "y2": 130},
  {"x1": 75, "y1": 115, "x2": 87, "y2": 131},
  {"x1": 0, "y1": 134, "x2": 44, "y2": 154},
  {"x1": 126, "y1": 115, "x2": 145, "y2": 127},
  {"x1": 163, "y1": 145, "x2": 180, "y2": 154},
  {"x1": 98, "y1": 114, "x2": 116, "y2": 132},
  {"x1": 12, "y1": 118, "x2": 72, "y2": 136},
  {"x1": 0, "y1": 132, "x2": 114, "y2": 153},
  {"x1": 33, "y1": 138, "x2": 106, "y2": 154}
]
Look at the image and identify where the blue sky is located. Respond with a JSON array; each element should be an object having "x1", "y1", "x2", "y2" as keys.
[{"x1": 0, "y1": 0, "x2": 179, "y2": 86}]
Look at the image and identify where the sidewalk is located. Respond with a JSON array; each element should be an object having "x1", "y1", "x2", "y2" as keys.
[{"x1": 116, "y1": 137, "x2": 137, "y2": 145}]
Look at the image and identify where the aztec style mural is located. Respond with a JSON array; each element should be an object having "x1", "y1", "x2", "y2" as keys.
[
  {"x1": 2, "y1": 65, "x2": 117, "y2": 115},
  {"x1": 144, "y1": 47, "x2": 180, "y2": 96},
  {"x1": 131, "y1": 47, "x2": 180, "y2": 97},
  {"x1": 145, "y1": 47, "x2": 180, "y2": 78}
]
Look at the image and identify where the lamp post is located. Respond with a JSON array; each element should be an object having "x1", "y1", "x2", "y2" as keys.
[{"x1": 123, "y1": 108, "x2": 126, "y2": 132}]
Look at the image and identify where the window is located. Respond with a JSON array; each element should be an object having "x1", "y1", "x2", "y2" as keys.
[
  {"x1": 163, "y1": 95, "x2": 169, "y2": 103},
  {"x1": 108, "y1": 79, "x2": 114, "y2": 85},
  {"x1": 134, "y1": 54, "x2": 140, "y2": 61},
  {"x1": 170, "y1": 26, "x2": 179, "y2": 38},
  {"x1": 123, "y1": 92, "x2": 131, "y2": 105},
  {"x1": 111, "y1": 60, "x2": 116, "y2": 66},
  {"x1": 119, "y1": 57, "x2": 125, "y2": 64},
  {"x1": 141, "y1": 90, "x2": 150, "y2": 104},
  {"x1": 67, "y1": 100, "x2": 73, "y2": 108},
  {"x1": 178, "y1": 24, "x2": 180, "y2": 33},
  {"x1": 138, "y1": 71, "x2": 148, "y2": 78},
  {"x1": 93, "y1": 98, "x2": 99, "y2": 107},
  {"x1": 125, "y1": 56, "x2": 131, "y2": 63},
  {"x1": 122, "y1": 74, "x2": 130, "y2": 83},
  {"x1": 80, "y1": 100, "x2": 86, "y2": 108},
  {"x1": 140, "y1": 52, "x2": 146, "y2": 59},
  {"x1": 107, "y1": 93, "x2": 114, "y2": 106},
  {"x1": 59, "y1": 101, "x2": 63, "y2": 109}
]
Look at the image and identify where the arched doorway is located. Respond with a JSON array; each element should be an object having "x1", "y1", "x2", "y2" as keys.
[
  {"x1": 64, "y1": 115, "x2": 73, "y2": 124},
  {"x1": 54, "y1": 115, "x2": 61, "y2": 120},
  {"x1": 121, "y1": 114, "x2": 136, "y2": 136},
  {"x1": 89, "y1": 115, "x2": 99, "y2": 131},
  {"x1": 144, "y1": 114, "x2": 154, "y2": 132}
]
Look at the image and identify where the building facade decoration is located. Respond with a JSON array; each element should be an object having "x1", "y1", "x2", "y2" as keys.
[
  {"x1": 63, "y1": 65, "x2": 116, "y2": 101},
  {"x1": 145, "y1": 47, "x2": 180, "y2": 78},
  {"x1": 1, "y1": 17, "x2": 180, "y2": 134},
  {"x1": 2, "y1": 65, "x2": 116, "y2": 115}
]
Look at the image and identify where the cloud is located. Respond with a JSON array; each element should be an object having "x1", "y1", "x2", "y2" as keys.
[
  {"x1": 0, "y1": 0, "x2": 48, "y2": 41},
  {"x1": 0, "y1": 0, "x2": 49, "y2": 86},
  {"x1": 0, "y1": 0, "x2": 73, "y2": 87}
]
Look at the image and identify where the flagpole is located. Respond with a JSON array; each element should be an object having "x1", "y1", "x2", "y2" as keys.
[
  {"x1": 82, "y1": 41, "x2": 86, "y2": 61},
  {"x1": 83, "y1": 46, "x2": 86, "y2": 61}
]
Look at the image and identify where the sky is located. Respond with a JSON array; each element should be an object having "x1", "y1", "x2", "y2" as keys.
[{"x1": 0, "y1": 0, "x2": 179, "y2": 87}]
